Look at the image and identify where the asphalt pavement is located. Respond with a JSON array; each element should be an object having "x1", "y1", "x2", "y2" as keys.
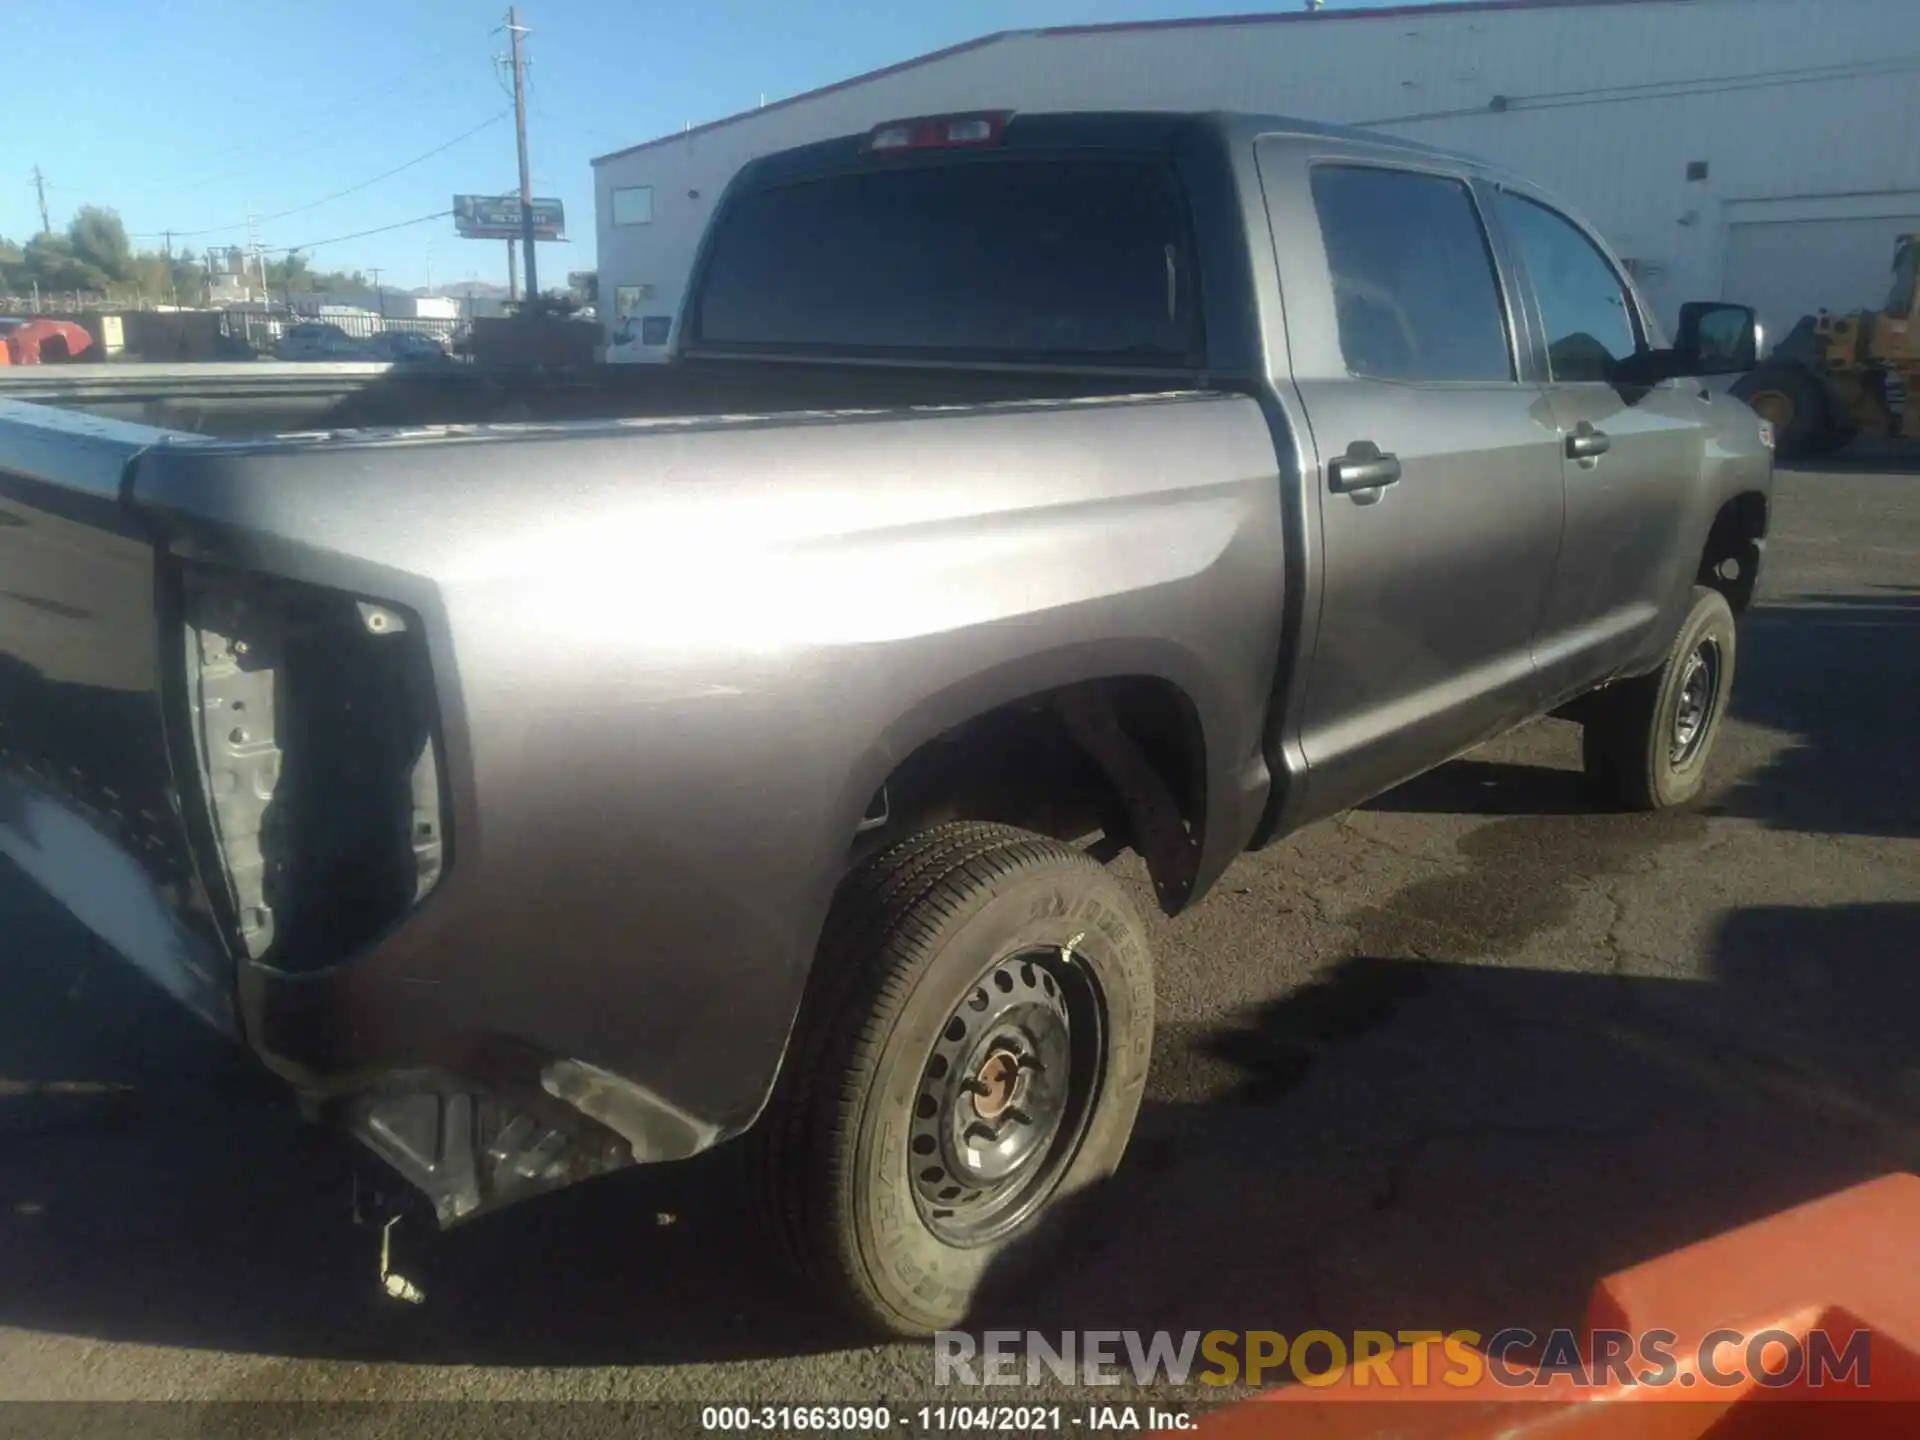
[{"x1": 2, "y1": 453, "x2": 1917, "y2": 1417}]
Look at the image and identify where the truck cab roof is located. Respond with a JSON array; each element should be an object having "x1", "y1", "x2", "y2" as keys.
[{"x1": 737, "y1": 107, "x2": 1492, "y2": 185}]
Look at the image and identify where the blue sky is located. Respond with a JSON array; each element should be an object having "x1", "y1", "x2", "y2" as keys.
[{"x1": 11, "y1": 0, "x2": 1437, "y2": 290}]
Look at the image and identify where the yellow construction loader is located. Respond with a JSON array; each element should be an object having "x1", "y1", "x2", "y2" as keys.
[{"x1": 1731, "y1": 233, "x2": 1917, "y2": 458}]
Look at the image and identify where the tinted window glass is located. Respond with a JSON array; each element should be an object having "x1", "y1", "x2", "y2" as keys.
[
  {"x1": 1496, "y1": 192, "x2": 1639, "y2": 382},
  {"x1": 693, "y1": 160, "x2": 1199, "y2": 364},
  {"x1": 1310, "y1": 165, "x2": 1513, "y2": 383}
]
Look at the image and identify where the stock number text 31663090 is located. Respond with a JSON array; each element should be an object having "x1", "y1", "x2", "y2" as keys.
[
  {"x1": 699, "y1": 1405, "x2": 1075, "y2": 1432},
  {"x1": 700, "y1": 1405, "x2": 1192, "y2": 1433}
]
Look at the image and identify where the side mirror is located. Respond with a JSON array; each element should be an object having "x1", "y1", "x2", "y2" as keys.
[{"x1": 1675, "y1": 301, "x2": 1759, "y2": 375}]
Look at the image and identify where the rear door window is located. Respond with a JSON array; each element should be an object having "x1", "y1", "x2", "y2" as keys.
[
  {"x1": 692, "y1": 159, "x2": 1201, "y2": 365},
  {"x1": 1309, "y1": 164, "x2": 1515, "y2": 383}
]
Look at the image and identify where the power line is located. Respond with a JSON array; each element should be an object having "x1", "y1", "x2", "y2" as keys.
[
  {"x1": 94, "y1": 54, "x2": 487, "y2": 204},
  {"x1": 130, "y1": 110, "x2": 510, "y2": 240},
  {"x1": 166, "y1": 48, "x2": 470, "y2": 174},
  {"x1": 530, "y1": 101, "x2": 628, "y2": 150},
  {"x1": 251, "y1": 111, "x2": 508, "y2": 227},
  {"x1": 262, "y1": 210, "x2": 454, "y2": 255}
]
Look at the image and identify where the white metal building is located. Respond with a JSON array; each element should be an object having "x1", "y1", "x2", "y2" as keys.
[{"x1": 593, "y1": 0, "x2": 1920, "y2": 356}]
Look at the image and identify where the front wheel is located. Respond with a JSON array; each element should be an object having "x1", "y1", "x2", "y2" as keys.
[
  {"x1": 752, "y1": 821, "x2": 1155, "y2": 1335},
  {"x1": 1582, "y1": 585, "x2": 1737, "y2": 811},
  {"x1": 1733, "y1": 364, "x2": 1830, "y2": 459}
]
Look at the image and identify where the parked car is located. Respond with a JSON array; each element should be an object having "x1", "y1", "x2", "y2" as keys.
[
  {"x1": 274, "y1": 320, "x2": 367, "y2": 362},
  {"x1": 0, "y1": 110, "x2": 1771, "y2": 1336},
  {"x1": 364, "y1": 329, "x2": 452, "y2": 364}
]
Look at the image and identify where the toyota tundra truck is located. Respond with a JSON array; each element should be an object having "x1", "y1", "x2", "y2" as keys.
[{"x1": 0, "y1": 110, "x2": 1771, "y2": 1335}]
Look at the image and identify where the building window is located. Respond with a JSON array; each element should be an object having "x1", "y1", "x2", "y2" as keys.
[
  {"x1": 615, "y1": 284, "x2": 654, "y2": 317},
  {"x1": 612, "y1": 186, "x2": 654, "y2": 226}
]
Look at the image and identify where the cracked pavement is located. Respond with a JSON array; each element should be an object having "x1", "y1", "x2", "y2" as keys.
[{"x1": 0, "y1": 454, "x2": 1916, "y2": 1414}]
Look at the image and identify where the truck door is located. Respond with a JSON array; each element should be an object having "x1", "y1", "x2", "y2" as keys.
[
  {"x1": 1489, "y1": 188, "x2": 1708, "y2": 695},
  {"x1": 1257, "y1": 146, "x2": 1566, "y2": 819}
]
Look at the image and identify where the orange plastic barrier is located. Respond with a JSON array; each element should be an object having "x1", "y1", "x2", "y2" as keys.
[{"x1": 1184, "y1": 1173, "x2": 1920, "y2": 1438}]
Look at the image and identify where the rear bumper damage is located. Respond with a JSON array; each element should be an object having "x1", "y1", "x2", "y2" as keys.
[
  {"x1": 346, "y1": 1056, "x2": 722, "y2": 1225},
  {"x1": 0, "y1": 534, "x2": 712, "y2": 1228},
  {"x1": 0, "y1": 760, "x2": 683, "y2": 1225}
]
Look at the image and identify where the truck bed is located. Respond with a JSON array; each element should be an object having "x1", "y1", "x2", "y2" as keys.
[
  {"x1": 0, "y1": 374, "x2": 1286, "y2": 1181},
  {"x1": 0, "y1": 359, "x2": 1203, "y2": 439}
]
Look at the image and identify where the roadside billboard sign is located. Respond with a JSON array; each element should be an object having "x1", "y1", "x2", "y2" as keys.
[{"x1": 453, "y1": 195, "x2": 566, "y2": 241}]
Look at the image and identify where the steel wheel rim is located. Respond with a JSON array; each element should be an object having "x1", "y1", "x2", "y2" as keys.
[
  {"x1": 908, "y1": 945, "x2": 1105, "y2": 1247},
  {"x1": 1670, "y1": 637, "x2": 1722, "y2": 767}
]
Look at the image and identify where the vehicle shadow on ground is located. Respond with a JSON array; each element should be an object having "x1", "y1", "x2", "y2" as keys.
[
  {"x1": 6, "y1": 868, "x2": 1917, "y2": 1371},
  {"x1": 990, "y1": 899, "x2": 1920, "y2": 1345},
  {"x1": 1364, "y1": 589, "x2": 1920, "y2": 841},
  {"x1": 0, "y1": 871, "x2": 858, "y2": 1370}
]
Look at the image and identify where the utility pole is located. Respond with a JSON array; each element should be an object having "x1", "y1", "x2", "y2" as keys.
[
  {"x1": 368, "y1": 266, "x2": 385, "y2": 316},
  {"x1": 506, "y1": 7, "x2": 538, "y2": 302},
  {"x1": 246, "y1": 205, "x2": 268, "y2": 306},
  {"x1": 31, "y1": 166, "x2": 51, "y2": 234},
  {"x1": 506, "y1": 238, "x2": 518, "y2": 302}
]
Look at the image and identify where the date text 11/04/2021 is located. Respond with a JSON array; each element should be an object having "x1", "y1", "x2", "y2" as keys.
[{"x1": 699, "y1": 1405, "x2": 1195, "y2": 1432}]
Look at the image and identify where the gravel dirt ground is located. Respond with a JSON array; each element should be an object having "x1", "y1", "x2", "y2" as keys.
[{"x1": 1, "y1": 452, "x2": 1916, "y2": 1425}]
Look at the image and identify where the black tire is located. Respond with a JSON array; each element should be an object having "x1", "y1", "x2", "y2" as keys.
[
  {"x1": 1731, "y1": 364, "x2": 1830, "y2": 459},
  {"x1": 751, "y1": 821, "x2": 1154, "y2": 1336},
  {"x1": 1582, "y1": 586, "x2": 1737, "y2": 811}
]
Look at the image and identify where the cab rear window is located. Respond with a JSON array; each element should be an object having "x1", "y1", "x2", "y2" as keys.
[{"x1": 690, "y1": 159, "x2": 1203, "y2": 366}]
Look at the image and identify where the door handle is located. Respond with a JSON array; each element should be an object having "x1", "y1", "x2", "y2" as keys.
[
  {"x1": 1565, "y1": 423, "x2": 1611, "y2": 461},
  {"x1": 1329, "y1": 440, "x2": 1403, "y2": 494}
]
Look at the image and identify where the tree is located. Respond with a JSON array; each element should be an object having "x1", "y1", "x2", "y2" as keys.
[
  {"x1": 265, "y1": 253, "x2": 370, "y2": 296},
  {"x1": 514, "y1": 290, "x2": 581, "y2": 319},
  {"x1": 265, "y1": 251, "x2": 316, "y2": 292},
  {"x1": 22, "y1": 233, "x2": 103, "y2": 292},
  {"x1": 312, "y1": 267, "x2": 371, "y2": 293},
  {"x1": 0, "y1": 207, "x2": 143, "y2": 300},
  {"x1": 0, "y1": 197, "x2": 376, "y2": 309},
  {"x1": 169, "y1": 255, "x2": 208, "y2": 307},
  {"x1": 66, "y1": 206, "x2": 134, "y2": 287},
  {"x1": 124, "y1": 250, "x2": 207, "y2": 306}
]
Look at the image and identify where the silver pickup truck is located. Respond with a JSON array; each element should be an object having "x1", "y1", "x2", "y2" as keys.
[{"x1": 0, "y1": 110, "x2": 1771, "y2": 1334}]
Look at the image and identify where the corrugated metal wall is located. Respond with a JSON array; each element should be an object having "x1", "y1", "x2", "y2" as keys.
[{"x1": 596, "y1": 0, "x2": 1920, "y2": 344}]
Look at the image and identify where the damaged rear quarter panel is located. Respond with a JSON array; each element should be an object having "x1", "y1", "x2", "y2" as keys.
[{"x1": 126, "y1": 395, "x2": 1286, "y2": 1141}]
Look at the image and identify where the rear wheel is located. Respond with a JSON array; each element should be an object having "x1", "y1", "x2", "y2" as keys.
[
  {"x1": 752, "y1": 821, "x2": 1155, "y2": 1335},
  {"x1": 1734, "y1": 364, "x2": 1830, "y2": 458},
  {"x1": 1582, "y1": 586, "x2": 1737, "y2": 811}
]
